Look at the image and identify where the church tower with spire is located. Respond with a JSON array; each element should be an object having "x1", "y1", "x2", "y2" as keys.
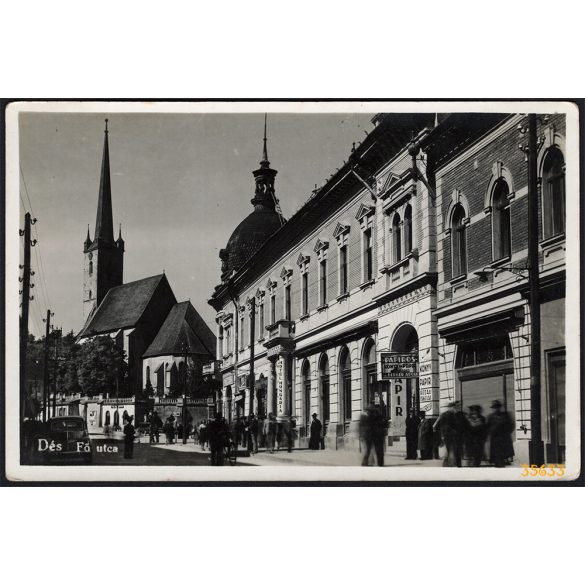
[{"x1": 83, "y1": 119, "x2": 124, "y2": 322}]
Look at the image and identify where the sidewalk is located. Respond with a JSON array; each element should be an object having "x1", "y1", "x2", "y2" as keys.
[{"x1": 150, "y1": 441, "x2": 445, "y2": 467}]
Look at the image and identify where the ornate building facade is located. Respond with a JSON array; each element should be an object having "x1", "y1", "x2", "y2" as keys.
[{"x1": 209, "y1": 112, "x2": 567, "y2": 464}]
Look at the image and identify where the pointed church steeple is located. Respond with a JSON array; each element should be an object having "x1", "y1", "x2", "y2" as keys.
[
  {"x1": 82, "y1": 119, "x2": 124, "y2": 324},
  {"x1": 94, "y1": 118, "x2": 114, "y2": 244}
]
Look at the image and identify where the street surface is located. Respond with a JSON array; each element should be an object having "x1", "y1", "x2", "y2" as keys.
[{"x1": 88, "y1": 437, "x2": 446, "y2": 467}]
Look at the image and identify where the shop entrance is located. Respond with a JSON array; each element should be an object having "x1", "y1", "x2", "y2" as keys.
[
  {"x1": 456, "y1": 335, "x2": 515, "y2": 424},
  {"x1": 546, "y1": 349, "x2": 565, "y2": 463},
  {"x1": 390, "y1": 324, "x2": 419, "y2": 415}
]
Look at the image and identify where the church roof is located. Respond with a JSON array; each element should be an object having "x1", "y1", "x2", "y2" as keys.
[
  {"x1": 80, "y1": 274, "x2": 169, "y2": 337},
  {"x1": 143, "y1": 301, "x2": 216, "y2": 359}
]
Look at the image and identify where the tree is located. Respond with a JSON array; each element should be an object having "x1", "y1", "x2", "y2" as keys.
[
  {"x1": 77, "y1": 336, "x2": 127, "y2": 397},
  {"x1": 55, "y1": 331, "x2": 82, "y2": 394}
]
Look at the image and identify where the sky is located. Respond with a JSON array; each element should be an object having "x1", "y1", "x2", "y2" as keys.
[{"x1": 18, "y1": 110, "x2": 375, "y2": 338}]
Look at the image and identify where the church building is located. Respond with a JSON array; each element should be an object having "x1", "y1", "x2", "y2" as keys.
[{"x1": 78, "y1": 120, "x2": 216, "y2": 397}]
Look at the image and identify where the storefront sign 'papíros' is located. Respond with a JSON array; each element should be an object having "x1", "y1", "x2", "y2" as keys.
[{"x1": 381, "y1": 352, "x2": 418, "y2": 379}]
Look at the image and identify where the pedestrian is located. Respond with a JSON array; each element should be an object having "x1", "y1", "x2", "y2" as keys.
[
  {"x1": 248, "y1": 414, "x2": 259, "y2": 454},
  {"x1": 149, "y1": 410, "x2": 161, "y2": 444},
  {"x1": 454, "y1": 403, "x2": 469, "y2": 464},
  {"x1": 241, "y1": 416, "x2": 249, "y2": 449},
  {"x1": 465, "y1": 405, "x2": 487, "y2": 467},
  {"x1": 359, "y1": 403, "x2": 386, "y2": 467},
  {"x1": 123, "y1": 415, "x2": 135, "y2": 459},
  {"x1": 417, "y1": 410, "x2": 434, "y2": 460},
  {"x1": 235, "y1": 417, "x2": 246, "y2": 447},
  {"x1": 309, "y1": 413, "x2": 322, "y2": 450},
  {"x1": 486, "y1": 400, "x2": 514, "y2": 467},
  {"x1": 164, "y1": 414, "x2": 176, "y2": 444},
  {"x1": 281, "y1": 417, "x2": 293, "y2": 453},
  {"x1": 433, "y1": 401, "x2": 462, "y2": 467},
  {"x1": 198, "y1": 419, "x2": 208, "y2": 450},
  {"x1": 264, "y1": 413, "x2": 276, "y2": 453},
  {"x1": 275, "y1": 421, "x2": 283, "y2": 451},
  {"x1": 208, "y1": 411, "x2": 229, "y2": 466},
  {"x1": 405, "y1": 409, "x2": 421, "y2": 460}
]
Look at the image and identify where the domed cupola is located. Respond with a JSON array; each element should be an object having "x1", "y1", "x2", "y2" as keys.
[{"x1": 220, "y1": 115, "x2": 284, "y2": 280}]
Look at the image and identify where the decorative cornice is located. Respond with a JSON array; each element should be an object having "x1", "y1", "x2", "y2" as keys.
[
  {"x1": 333, "y1": 222, "x2": 351, "y2": 239},
  {"x1": 296, "y1": 252, "x2": 310, "y2": 267},
  {"x1": 378, "y1": 284, "x2": 434, "y2": 316},
  {"x1": 314, "y1": 238, "x2": 330, "y2": 253},
  {"x1": 280, "y1": 266, "x2": 293, "y2": 280},
  {"x1": 355, "y1": 203, "x2": 375, "y2": 222}
]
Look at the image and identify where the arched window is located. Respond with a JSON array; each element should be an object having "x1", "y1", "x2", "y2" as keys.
[
  {"x1": 404, "y1": 205, "x2": 413, "y2": 255},
  {"x1": 492, "y1": 180, "x2": 511, "y2": 261},
  {"x1": 542, "y1": 147, "x2": 565, "y2": 238},
  {"x1": 392, "y1": 213, "x2": 402, "y2": 263},
  {"x1": 318, "y1": 354, "x2": 330, "y2": 425},
  {"x1": 89, "y1": 260, "x2": 93, "y2": 276},
  {"x1": 104, "y1": 411, "x2": 111, "y2": 426},
  {"x1": 339, "y1": 346, "x2": 352, "y2": 424},
  {"x1": 88, "y1": 290, "x2": 92, "y2": 300},
  {"x1": 302, "y1": 360, "x2": 311, "y2": 429},
  {"x1": 362, "y1": 338, "x2": 377, "y2": 407},
  {"x1": 451, "y1": 204, "x2": 467, "y2": 278}
]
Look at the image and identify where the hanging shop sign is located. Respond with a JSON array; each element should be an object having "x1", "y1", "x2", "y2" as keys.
[
  {"x1": 276, "y1": 357, "x2": 285, "y2": 415},
  {"x1": 418, "y1": 361, "x2": 433, "y2": 402},
  {"x1": 381, "y1": 352, "x2": 418, "y2": 379}
]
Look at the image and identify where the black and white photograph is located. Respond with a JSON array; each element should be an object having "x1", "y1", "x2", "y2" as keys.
[{"x1": 4, "y1": 100, "x2": 581, "y2": 483}]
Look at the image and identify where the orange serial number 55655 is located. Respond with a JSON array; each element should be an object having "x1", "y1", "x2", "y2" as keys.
[{"x1": 521, "y1": 464, "x2": 565, "y2": 477}]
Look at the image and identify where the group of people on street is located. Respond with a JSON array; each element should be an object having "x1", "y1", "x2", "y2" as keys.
[
  {"x1": 146, "y1": 411, "x2": 194, "y2": 445},
  {"x1": 406, "y1": 400, "x2": 514, "y2": 467}
]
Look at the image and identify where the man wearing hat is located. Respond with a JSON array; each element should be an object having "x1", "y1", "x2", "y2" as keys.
[
  {"x1": 433, "y1": 401, "x2": 465, "y2": 467},
  {"x1": 309, "y1": 413, "x2": 322, "y2": 450},
  {"x1": 487, "y1": 399, "x2": 514, "y2": 467}
]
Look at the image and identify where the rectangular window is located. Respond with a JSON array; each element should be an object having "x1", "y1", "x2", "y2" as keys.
[
  {"x1": 285, "y1": 285, "x2": 291, "y2": 320},
  {"x1": 259, "y1": 303, "x2": 264, "y2": 337},
  {"x1": 322, "y1": 377, "x2": 330, "y2": 422},
  {"x1": 320, "y1": 260, "x2": 327, "y2": 305},
  {"x1": 340, "y1": 245, "x2": 348, "y2": 294},
  {"x1": 364, "y1": 228, "x2": 373, "y2": 281},
  {"x1": 343, "y1": 372, "x2": 352, "y2": 421},
  {"x1": 270, "y1": 295, "x2": 276, "y2": 325},
  {"x1": 302, "y1": 272, "x2": 309, "y2": 315}
]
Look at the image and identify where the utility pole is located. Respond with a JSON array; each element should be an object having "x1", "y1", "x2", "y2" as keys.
[
  {"x1": 19, "y1": 213, "x2": 37, "y2": 422},
  {"x1": 52, "y1": 328, "x2": 60, "y2": 418},
  {"x1": 527, "y1": 114, "x2": 544, "y2": 466},
  {"x1": 42, "y1": 310, "x2": 54, "y2": 422}
]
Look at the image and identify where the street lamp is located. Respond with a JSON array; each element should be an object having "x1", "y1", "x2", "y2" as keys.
[{"x1": 473, "y1": 265, "x2": 529, "y2": 282}]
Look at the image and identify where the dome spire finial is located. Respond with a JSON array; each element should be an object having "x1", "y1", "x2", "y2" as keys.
[{"x1": 260, "y1": 113, "x2": 270, "y2": 168}]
